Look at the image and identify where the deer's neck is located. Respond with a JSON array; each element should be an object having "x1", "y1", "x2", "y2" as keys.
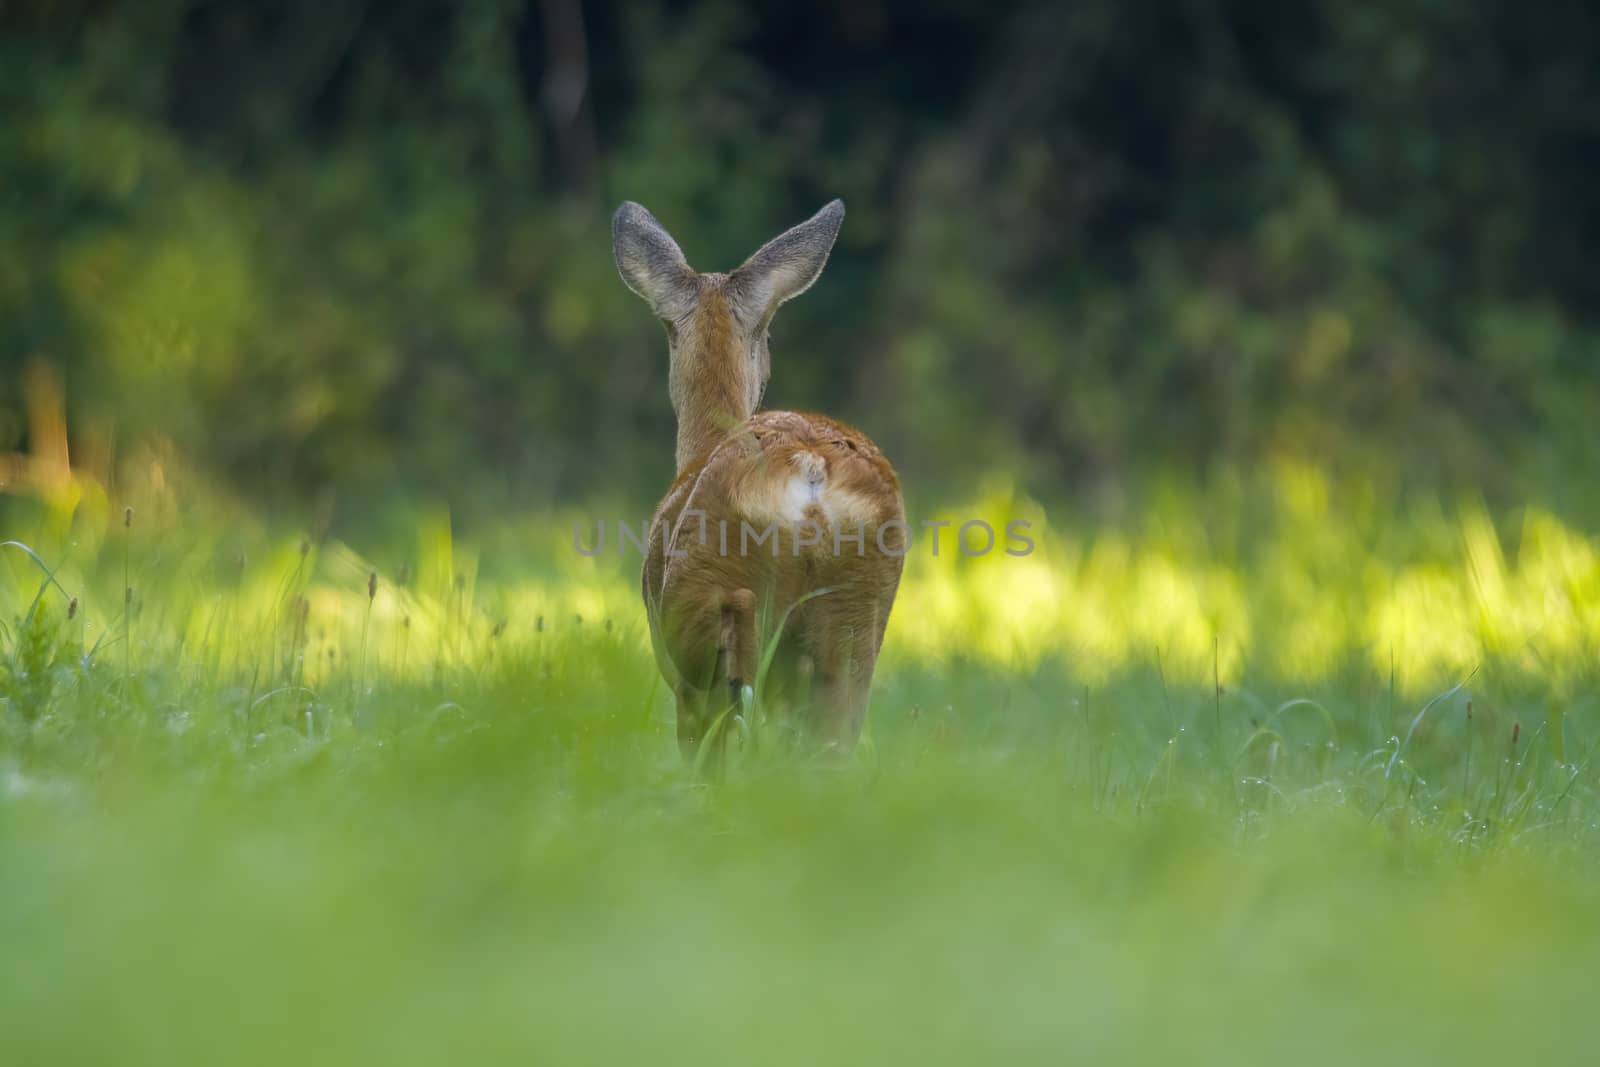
[
  {"x1": 672, "y1": 290, "x2": 759, "y2": 472},
  {"x1": 674, "y1": 361, "x2": 754, "y2": 472}
]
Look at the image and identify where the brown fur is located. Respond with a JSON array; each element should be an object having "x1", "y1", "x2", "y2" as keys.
[
  {"x1": 615, "y1": 201, "x2": 903, "y2": 766},
  {"x1": 667, "y1": 285, "x2": 755, "y2": 470}
]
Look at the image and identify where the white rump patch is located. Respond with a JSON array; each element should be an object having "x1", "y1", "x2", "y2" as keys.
[
  {"x1": 735, "y1": 449, "x2": 881, "y2": 535},
  {"x1": 778, "y1": 452, "x2": 828, "y2": 522}
]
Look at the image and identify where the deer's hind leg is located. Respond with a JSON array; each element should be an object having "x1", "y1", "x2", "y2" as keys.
[
  {"x1": 721, "y1": 588, "x2": 758, "y2": 710},
  {"x1": 673, "y1": 684, "x2": 710, "y2": 763},
  {"x1": 811, "y1": 595, "x2": 887, "y2": 751},
  {"x1": 671, "y1": 588, "x2": 757, "y2": 775}
]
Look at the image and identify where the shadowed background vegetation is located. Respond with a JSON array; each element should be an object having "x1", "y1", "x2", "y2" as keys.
[
  {"x1": 4, "y1": 0, "x2": 1597, "y2": 518},
  {"x1": 4, "y1": 3, "x2": 1600, "y2": 1063}
]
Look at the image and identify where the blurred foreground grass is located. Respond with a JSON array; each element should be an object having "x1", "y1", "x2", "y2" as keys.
[{"x1": 3, "y1": 465, "x2": 1600, "y2": 1064}]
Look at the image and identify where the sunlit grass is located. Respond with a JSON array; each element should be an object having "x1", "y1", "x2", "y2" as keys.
[
  {"x1": 3, "y1": 463, "x2": 1600, "y2": 1064},
  {"x1": 6, "y1": 461, "x2": 1599, "y2": 696}
]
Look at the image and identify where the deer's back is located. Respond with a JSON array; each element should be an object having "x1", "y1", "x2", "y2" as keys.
[{"x1": 642, "y1": 410, "x2": 905, "y2": 683}]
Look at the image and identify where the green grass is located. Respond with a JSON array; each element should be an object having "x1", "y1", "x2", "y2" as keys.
[{"x1": 3, "y1": 477, "x2": 1600, "y2": 1065}]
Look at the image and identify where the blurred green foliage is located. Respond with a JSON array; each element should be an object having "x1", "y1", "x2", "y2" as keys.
[
  {"x1": 8, "y1": 9, "x2": 1600, "y2": 1056},
  {"x1": 4, "y1": 497, "x2": 1600, "y2": 1064},
  {"x1": 2, "y1": 0, "x2": 1597, "y2": 517}
]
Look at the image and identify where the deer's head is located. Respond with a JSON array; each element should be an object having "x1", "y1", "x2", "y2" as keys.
[{"x1": 612, "y1": 199, "x2": 845, "y2": 470}]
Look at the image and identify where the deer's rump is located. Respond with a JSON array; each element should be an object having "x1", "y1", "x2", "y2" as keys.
[{"x1": 642, "y1": 410, "x2": 905, "y2": 691}]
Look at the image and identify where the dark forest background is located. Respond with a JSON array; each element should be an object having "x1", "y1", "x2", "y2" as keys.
[{"x1": 3, "y1": 0, "x2": 1597, "y2": 524}]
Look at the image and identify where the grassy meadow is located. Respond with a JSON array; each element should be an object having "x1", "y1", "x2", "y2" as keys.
[
  {"x1": 3, "y1": 461, "x2": 1599, "y2": 1065},
  {"x1": 9, "y1": 3, "x2": 1600, "y2": 1063}
]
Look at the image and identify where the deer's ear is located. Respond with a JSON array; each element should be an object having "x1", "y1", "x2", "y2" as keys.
[
  {"x1": 729, "y1": 199, "x2": 844, "y2": 321},
  {"x1": 613, "y1": 202, "x2": 698, "y2": 319}
]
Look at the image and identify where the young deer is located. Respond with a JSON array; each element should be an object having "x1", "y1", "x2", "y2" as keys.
[{"x1": 613, "y1": 199, "x2": 904, "y2": 767}]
